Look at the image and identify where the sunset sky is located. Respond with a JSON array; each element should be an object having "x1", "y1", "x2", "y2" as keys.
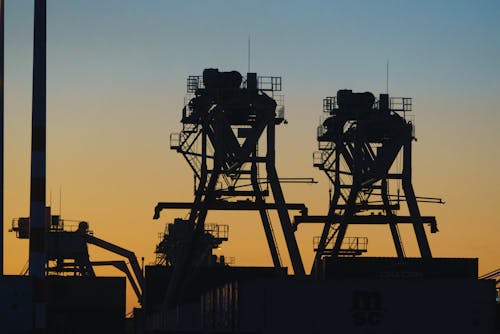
[{"x1": 3, "y1": 0, "x2": 500, "y2": 313}]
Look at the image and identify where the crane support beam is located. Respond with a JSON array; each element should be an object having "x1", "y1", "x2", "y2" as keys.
[
  {"x1": 85, "y1": 234, "x2": 144, "y2": 296},
  {"x1": 294, "y1": 215, "x2": 436, "y2": 225},
  {"x1": 154, "y1": 201, "x2": 308, "y2": 219}
]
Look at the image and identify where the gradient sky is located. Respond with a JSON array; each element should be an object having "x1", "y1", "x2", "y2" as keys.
[{"x1": 3, "y1": 0, "x2": 500, "y2": 314}]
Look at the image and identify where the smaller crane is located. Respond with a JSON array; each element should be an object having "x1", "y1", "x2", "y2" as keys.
[{"x1": 10, "y1": 207, "x2": 145, "y2": 305}]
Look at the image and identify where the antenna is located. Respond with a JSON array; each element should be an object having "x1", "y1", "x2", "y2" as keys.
[
  {"x1": 59, "y1": 186, "x2": 62, "y2": 217},
  {"x1": 386, "y1": 59, "x2": 389, "y2": 94},
  {"x1": 247, "y1": 35, "x2": 251, "y2": 73}
]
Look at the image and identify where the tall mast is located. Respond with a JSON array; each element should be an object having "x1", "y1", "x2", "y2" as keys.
[{"x1": 29, "y1": 0, "x2": 47, "y2": 332}]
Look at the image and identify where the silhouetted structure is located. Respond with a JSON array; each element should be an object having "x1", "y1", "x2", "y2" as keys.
[
  {"x1": 154, "y1": 218, "x2": 229, "y2": 268},
  {"x1": 3, "y1": 19, "x2": 497, "y2": 328},
  {"x1": 29, "y1": 1, "x2": 47, "y2": 332},
  {"x1": 153, "y1": 68, "x2": 309, "y2": 308},
  {"x1": 295, "y1": 90, "x2": 443, "y2": 272},
  {"x1": 10, "y1": 209, "x2": 145, "y2": 306}
]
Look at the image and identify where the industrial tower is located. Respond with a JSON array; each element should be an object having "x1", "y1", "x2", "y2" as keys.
[
  {"x1": 295, "y1": 90, "x2": 441, "y2": 272},
  {"x1": 154, "y1": 68, "x2": 308, "y2": 307}
]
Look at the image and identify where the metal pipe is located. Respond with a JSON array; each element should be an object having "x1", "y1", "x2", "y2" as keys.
[
  {"x1": 30, "y1": 0, "x2": 47, "y2": 278},
  {"x1": 29, "y1": 0, "x2": 47, "y2": 332}
]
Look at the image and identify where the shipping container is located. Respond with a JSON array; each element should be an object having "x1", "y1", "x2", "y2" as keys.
[{"x1": 202, "y1": 277, "x2": 496, "y2": 334}]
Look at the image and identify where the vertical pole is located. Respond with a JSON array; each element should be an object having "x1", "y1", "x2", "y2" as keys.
[
  {"x1": 0, "y1": 0, "x2": 4, "y2": 276},
  {"x1": 30, "y1": 0, "x2": 47, "y2": 332},
  {"x1": 247, "y1": 35, "x2": 250, "y2": 73},
  {"x1": 386, "y1": 59, "x2": 389, "y2": 94}
]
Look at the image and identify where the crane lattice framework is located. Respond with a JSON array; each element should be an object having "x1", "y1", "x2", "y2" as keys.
[
  {"x1": 154, "y1": 68, "x2": 308, "y2": 306},
  {"x1": 297, "y1": 90, "x2": 441, "y2": 272}
]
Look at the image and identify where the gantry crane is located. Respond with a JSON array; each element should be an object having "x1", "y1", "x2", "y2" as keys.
[
  {"x1": 154, "y1": 68, "x2": 309, "y2": 307},
  {"x1": 294, "y1": 90, "x2": 442, "y2": 273}
]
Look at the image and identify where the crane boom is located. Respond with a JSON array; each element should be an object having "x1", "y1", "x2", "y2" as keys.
[{"x1": 85, "y1": 234, "x2": 144, "y2": 300}]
